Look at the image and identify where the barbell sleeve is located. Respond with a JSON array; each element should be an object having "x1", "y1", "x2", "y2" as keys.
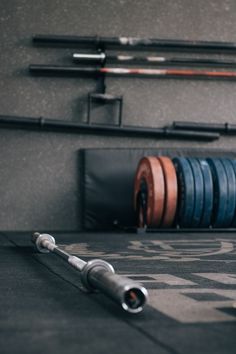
[
  {"x1": 32, "y1": 232, "x2": 148, "y2": 314},
  {"x1": 32, "y1": 34, "x2": 236, "y2": 53}
]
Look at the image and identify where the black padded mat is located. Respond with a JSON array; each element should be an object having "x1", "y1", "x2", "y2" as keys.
[
  {"x1": 81, "y1": 148, "x2": 236, "y2": 230},
  {"x1": 1, "y1": 231, "x2": 235, "y2": 354}
]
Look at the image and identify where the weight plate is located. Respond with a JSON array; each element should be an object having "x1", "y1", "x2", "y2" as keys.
[
  {"x1": 229, "y1": 159, "x2": 236, "y2": 226},
  {"x1": 197, "y1": 159, "x2": 214, "y2": 228},
  {"x1": 157, "y1": 156, "x2": 178, "y2": 227},
  {"x1": 187, "y1": 158, "x2": 204, "y2": 227},
  {"x1": 135, "y1": 184, "x2": 147, "y2": 228},
  {"x1": 221, "y1": 158, "x2": 236, "y2": 227},
  {"x1": 172, "y1": 157, "x2": 195, "y2": 228},
  {"x1": 134, "y1": 156, "x2": 165, "y2": 227},
  {"x1": 206, "y1": 158, "x2": 228, "y2": 228}
]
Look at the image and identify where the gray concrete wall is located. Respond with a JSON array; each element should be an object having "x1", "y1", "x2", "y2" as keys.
[{"x1": 1, "y1": 0, "x2": 236, "y2": 231}]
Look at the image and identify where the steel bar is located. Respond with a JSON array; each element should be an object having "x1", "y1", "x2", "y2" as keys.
[
  {"x1": 32, "y1": 232, "x2": 148, "y2": 313},
  {"x1": 73, "y1": 52, "x2": 236, "y2": 68},
  {"x1": 173, "y1": 121, "x2": 236, "y2": 134},
  {"x1": 33, "y1": 34, "x2": 236, "y2": 52},
  {"x1": 0, "y1": 115, "x2": 219, "y2": 140},
  {"x1": 29, "y1": 64, "x2": 236, "y2": 81}
]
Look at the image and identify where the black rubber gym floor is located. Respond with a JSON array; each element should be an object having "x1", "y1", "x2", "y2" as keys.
[{"x1": 0, "y1": 231, "x2": 235, "y2": 354}]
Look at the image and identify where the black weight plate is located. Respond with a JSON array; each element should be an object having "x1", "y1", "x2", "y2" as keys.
[
  {"x1": 172, "y1": 157, "x2": 195, "y2": 228},
  {"x1": 220, "y1": 158, "x2": 236, "y2": 227},
  {"x1": 206, "y1": 158, "x2": 228, "y2": 228},
  {"x1": 187, "y1": 158, "x2": 204, "y2": 227},
  {"x1": 227, "y1": 159, "x2": 236, "y2": 227},
  {"x1": 135, "y1": 179, "x2": 148, "y2": 228},
  {"x1": 197, "y1": 159, "x2": 214, "y2": 228}
]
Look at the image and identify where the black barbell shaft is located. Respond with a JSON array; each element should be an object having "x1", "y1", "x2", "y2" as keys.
[
  {"x1": 30, "y1": 64, "x2": 98, "y2": 76},
  {"x1": 173, "y1": 121, "x2": 236, "y2": 133},
  {"x1": 0, "y1": 114, "x2": 219, "y2": 140},
  {"x1": 32, "y1": 233, "x2": 148, "y2": 313},
  {"x1": 33, "y1": 34, "x2": 236, "y2": 52}
]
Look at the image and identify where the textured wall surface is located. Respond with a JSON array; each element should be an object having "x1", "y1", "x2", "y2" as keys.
[{"x1": 1, "y1": 0, "x2": 236, "y2": 231}]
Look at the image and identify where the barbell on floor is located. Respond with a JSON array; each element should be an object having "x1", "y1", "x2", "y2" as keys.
[{"x1": 32, "y1": 232, "x2": 148, "y2": 314}]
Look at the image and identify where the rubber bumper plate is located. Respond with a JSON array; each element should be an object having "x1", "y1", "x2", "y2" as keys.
[
  {"x1": 229, "y1": 159, "x2": 236, "y2": 226},
  {"x1": 206, "y1": 158, "x2": 228, "y2": 228},
  {"x1": 197, "y1": 159, "x2": 214, "y2": 227},
  {"x1": 157, "y1": 156, "x2": 178, "y2": 228},
  {"x1": 220, "y1": 158, "x2": 236, "y2": 227},
  {"x1": 187, "y1": 158, "x2": 204, "y2": 227},
  {"x1": 134, "y1": 156, "x2": 165, "y2": 227},
  {"x1": 172, "y1": 157, "x2": 195, "y2": 228}
]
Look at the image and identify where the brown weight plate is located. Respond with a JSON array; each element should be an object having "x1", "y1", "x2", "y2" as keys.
[
  {"x1": 134, "y1": 156, "x2": 165, "y2": 227},
  {"x1": 157, "y1": 156, "x2": 178, "y2": 228}
]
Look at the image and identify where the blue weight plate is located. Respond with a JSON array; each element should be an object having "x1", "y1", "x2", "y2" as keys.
[
  {"x1": 197, "y1": 159, "x2": 213, "y2": 228},
  {"x1": 228, "y1": 159, "x2": 236, "y2": 227},
  {"x1": 206, "y1": 158, "x2": 228, "y2": 228},
  {"x1": 172, "y1": 157, "x2": 195, "y2": 228},
  {"x1": 220, "y1": 158, "x2": 236, "y2": 227},
  {"x1": 187, "y1": 158, "x2": 204, "y2": 227}
]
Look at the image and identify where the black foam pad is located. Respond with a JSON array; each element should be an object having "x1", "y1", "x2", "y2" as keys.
[{"x1": 81, "y1": 148, "x2": 236, "y2": 230}]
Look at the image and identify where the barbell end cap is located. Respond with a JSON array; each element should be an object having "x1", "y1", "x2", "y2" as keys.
[
  {"x1": 32, "y1": 232, "x2": 56, "y2": 253},
  {"x1": 122, "y1": 284, "x2": 148, "y2": 314}
]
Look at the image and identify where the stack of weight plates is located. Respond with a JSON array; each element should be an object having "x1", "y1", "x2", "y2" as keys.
[{"x1": 134, "y1": 156, "x2": 236, "y2": 229}]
